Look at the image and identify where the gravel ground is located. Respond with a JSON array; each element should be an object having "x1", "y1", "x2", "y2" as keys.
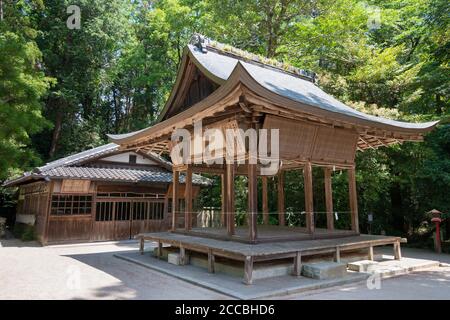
[
  {"x1": 0, "y1": 239, "x2": 449, "y2": 300},
  {"x1": 0, "y1": 238, "x2": 229, "y2": 300}
]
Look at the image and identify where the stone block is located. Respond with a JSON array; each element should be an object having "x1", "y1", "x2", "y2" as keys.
[
  {"x1": 168, "y1": 253, "x2": 181, "y2": 265},
  {"x1": 302, "y1": 262, "x2": 347, "y2": 280},
  {"x1": 347, "y1": 260, "x2": 379, "y2": 272}
]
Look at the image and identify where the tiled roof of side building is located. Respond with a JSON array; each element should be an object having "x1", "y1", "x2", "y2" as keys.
[{"x1": 3, "y1": 143, "x2": 211, "y2": 187}]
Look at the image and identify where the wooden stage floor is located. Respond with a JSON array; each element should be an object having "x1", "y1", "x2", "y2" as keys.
[{"x1": 136, "y1": 231, "x2": 402, "y2": 284}]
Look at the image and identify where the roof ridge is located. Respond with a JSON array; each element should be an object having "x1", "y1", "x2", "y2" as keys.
[
  {"x1": 190, "y1": 33, "x2": 316, "y2": 83},
  {"x1": 37, "y1": 143, "x2": 119, "y2": 173}
]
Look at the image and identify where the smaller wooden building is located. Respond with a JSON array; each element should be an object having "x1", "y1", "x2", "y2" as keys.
[{"x1": 3, "y1": 143, "x2": 209, "y2": 244}]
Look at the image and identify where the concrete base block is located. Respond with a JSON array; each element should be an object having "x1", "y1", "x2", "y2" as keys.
[
  {"x1": 168, "y1": 253, "x2": 181, "y2": 265},
  {"x1": 167, "y1": 253, "x2": 190, "y2": 265},
  {"x1": 302, "y1": 262, "x2": 347, "y2": 280},
  {"x1": 348, "y1": 260, "x2": 379, "y2": 272}
]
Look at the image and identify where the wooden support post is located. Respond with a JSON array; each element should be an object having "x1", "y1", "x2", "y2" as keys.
[
  {"x1": 394, "y1": 240, "x2": 402, "y2": 260},
  {"x1": 157, "y1": 241, "x2": 163, "y2": 259},
  {"x1": 262, "y1": 176, "x2": 269, "y2": 225},
  {"x1": 226, "y1": 164, "x2": 235, "y2": 236},
  {"x1": 368, "y1": 245, "x2": 374, "y2": 261},
  {"x1": 248, "y1": 163, "x2": 258, "y2": 242},
  {"x1": 324, "y1": 168, "x2": 334, "y2": 231},
  {"x1": 179, "y1": 246, "x2": 186, "y2": 265},
  {"x1": 185, "y1": 166, "x2": 193, "y2": 231},
  {"x1": 277, "y1": 170, "x2": 285, "y2": 226},
  {"x1": 293, "y1": 252, "x2": 302, "y2": 276},
  {"x1": 139, "y1": 237, "x2": 144, "y2": 255},
  {"x1": 221, "y1": 173, "x2": 227, "y2": 227},
  {"x1": 304, "y1": 162, "x2": 315, "y2": 233},
  {"x1": 171, "y1": 170, "x2": 180, "y2": 231},
  {"x1": 335, "y1": 246, "x2": 341, "y2": 263},
  {"x1": 348, "y1": 167, "x2": 359, "y2": 233},
  {"x1": 208, "y1": 249, "x2": 215, "y2": 273},
  {"x1": 243, "y1": 256, "x2": 254, "y2": 285}
]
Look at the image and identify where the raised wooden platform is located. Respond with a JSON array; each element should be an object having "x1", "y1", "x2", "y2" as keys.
[{"x1": 136, "y1": 232, "x2": 402, "y2": 285}]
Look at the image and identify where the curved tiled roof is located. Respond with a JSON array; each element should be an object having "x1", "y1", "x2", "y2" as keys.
[
  {"x1": 109, "y1": 40, "x2": 438, "y2": 144},
  {"x1": 3, "y1": 143, "x2": 210, "y2": 187},
  {"x1": 188, "y1": 44, "x2": 437, "y2": 131}
]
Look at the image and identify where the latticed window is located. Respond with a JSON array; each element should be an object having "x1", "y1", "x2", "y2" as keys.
[{"x1": 51, "y1": 194, "x2": 92, "y2": 215}]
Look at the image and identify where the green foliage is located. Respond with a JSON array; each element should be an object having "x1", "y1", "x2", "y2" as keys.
[
  {"x1": 0, "y1": 0, "x2": 448, "y2": 246},
  {"x1": 13, "y1": 223, "x2": 36, "y2": 241},
  {"x1": 0, "y1": 1, "x2": 53, "y2": 180}
]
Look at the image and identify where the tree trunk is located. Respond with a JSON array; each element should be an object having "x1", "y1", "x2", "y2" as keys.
[{"x1": 49, "y1": 110, "x2": 63, "y2": 158}]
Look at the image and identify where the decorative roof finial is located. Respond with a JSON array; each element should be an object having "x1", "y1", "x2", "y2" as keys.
[{"x1": 190, "y1": 33, "x2": 208, "y2": 53}]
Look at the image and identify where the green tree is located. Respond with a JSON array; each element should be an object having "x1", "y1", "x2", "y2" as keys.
[{"x1": 0, "y1": 0, "x2": 53, "y2": 180}]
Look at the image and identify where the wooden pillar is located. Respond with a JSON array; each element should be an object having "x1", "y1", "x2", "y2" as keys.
[
  {"x1": 179, "y1": 245, "x2": 187, "y2": 265},
  {"x1": 171, "y1": 170, "x2": 180, "y2": 231},
  {"x1": 139, "y1": 237, "x2": 144, "y2": 255},
  {"x1": 368, "y1": 245, "x2": 374, "y2": 261},
  {"x1": 243, "y1": 256, "x2": 254, "y2": 285},
  {"x1": 157, "y1": 241, "x2": 163, "y2": 259},
  {"x1": 335, "y1": 246, "x2": 341, "y2": 263},
  {"x1": 277, "y1": 170, "x2": 285, "y2": 226},
  {"x1": 221, "y1": 173, "x2": 227, "y2": 227},
  {"x1": 262, "y1": 176, "x2": 269, "y2": 225},
  {"x1": 293, "y1": 252, "x2": 302, "y2": 276},
  {"x1": 226, "y1": 164, "x2": 235, "y2": 236},
  {"x1": 248, "y1": 163, "x2": 258, "y2": 242},
  {"x1": 304, "y1": 162, "x2": 315, "y2": 233},
  {"x1": 324, "y1": 168, "x2": 334, "y2": 231},
  {"x1": 348, "y1": 167, "x2": 359, "y2": 233},
  {"x1": 394, "y1": 240, "x2": 402, "y2": 260},
  {"x1": 185, "y1": 166, "x2": 193, "y2": 231},
  {"x1": 208, "y1": 249, "x2": 215, "y2": 273}
]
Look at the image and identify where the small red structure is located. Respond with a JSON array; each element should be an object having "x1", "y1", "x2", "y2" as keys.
[{"x1": 429, "y1": 209, "x2": 443, "y2": 253}]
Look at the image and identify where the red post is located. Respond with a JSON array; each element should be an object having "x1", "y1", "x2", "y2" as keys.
[
  {"x1": 429, "y1": 209, "x2": 443, "y2": 254},
  {"x1": 432, "y1": 217, "x2": 442, "y2": 254}
]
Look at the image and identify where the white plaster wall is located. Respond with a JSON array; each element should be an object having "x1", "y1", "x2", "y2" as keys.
[
  {"x1": 16, "y1": 214, "x2": 36, "y2": 226},
  {"x1": 100, "y1": 152, "x2": 157, "y2": 165}
]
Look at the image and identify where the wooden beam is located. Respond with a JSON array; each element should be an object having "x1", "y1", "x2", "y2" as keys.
[
  {"x1": 277, "y1": 170, "x2": 285, "y2": 226},
  {"x1": 304, "y1": 162, "x2": 315, "y2": 233},
  {"x1": 226, "y1": 163, "x2": 235, "y2": 236},
  {"x1": 348, "y1": 167, "x2": 359, "y2": 233},
  {"x1": 185, "y1": 165, "x2": 193, "y2": 231},
  {"x1": 262, "y1": 176, "x2": 269, "y2": 225},
  {"x1": 248, "y1": 163, "x2": 258, "y2": 242},
  {"x1": 324, "y1": 168, "x2": 334, "y2": 231},
  {"x1": 171, "y1": 170, "x2": 180, "y2": 231}
]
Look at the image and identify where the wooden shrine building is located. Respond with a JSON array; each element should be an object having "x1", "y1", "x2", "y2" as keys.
[
  {"x1": 4, "y1": 143, "x2": 209, "y2": 244},
  {"x1": 109, "y1": 35, "x2": 438, "y2": 245}
]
